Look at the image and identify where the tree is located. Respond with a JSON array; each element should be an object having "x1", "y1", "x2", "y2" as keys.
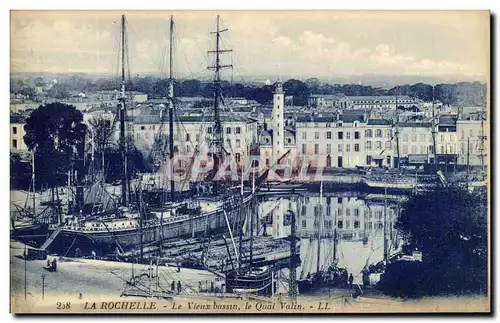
[
  {"x1": 103, "y1": 136, "x2": 150, "y2": 183},
  {"x1": 283, "y1": 79, "x2": 310, "y2": 106},
  {"x1": 23, "y1": 103, "x2": 86, "y2": 189},
  {"x1": 10, "y1": 153, "x2": 31, "y2": 190},
  {"x1": 47, "y1": 83, "x2": 70, "y2": 99},
  {"x1": 379, "y1": 185, "x2": 488, "y2": 298},
  {"x1": 88, "y1": 116, "x2": 115, "y2": 170}
]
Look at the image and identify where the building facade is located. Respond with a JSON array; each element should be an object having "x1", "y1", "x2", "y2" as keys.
[
  {"x1": 10, "y1": 115, "x2": 28, "y2": 153},
  {"x1": 133, "y1": 113, "x2": 258, "y2": 167}
]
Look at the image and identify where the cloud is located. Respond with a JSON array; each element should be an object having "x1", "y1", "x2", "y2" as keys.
[{"x1": 9, "y1": 11, "x2": 486, "y2": 79}]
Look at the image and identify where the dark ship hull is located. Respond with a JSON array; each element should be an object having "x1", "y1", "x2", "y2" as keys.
[
  {"x1": 298, "y1": 267, "x2": 348, "y2": 294},
  {"x1": 225, "y1": 267, "x2": 273, "y2": 296},
  {"x1": 46, "y1": 194, "x2": 252, "y2": 256}
]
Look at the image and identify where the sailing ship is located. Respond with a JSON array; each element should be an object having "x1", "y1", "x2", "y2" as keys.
[{"x1": 22, "y1": 14, "x2": 258, "y2": 257}]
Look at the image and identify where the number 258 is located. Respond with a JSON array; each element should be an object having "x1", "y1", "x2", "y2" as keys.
[{"x1": 57, "y1": 302, "x2": 71, "y2": 309}]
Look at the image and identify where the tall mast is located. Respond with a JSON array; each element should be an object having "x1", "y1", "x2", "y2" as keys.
[
  {"x1": 478, "y1": 85, "x2": 487, "y2": 180},
  {"x1": 394, "y1": 86, "x2": 400, "y2": 169},
  {"x1": 31, "y1": 149, "x2": 36, "y2": 217},
  {"x1": 466, "y1": 137, "x2": 470, "y2": 187},
  {"x1": 316, "y1": 180, "x2": 323, "y2": 274},
  {"x1": 119, "y1": 14, "x2": 128, "y2": 206},
  {"x1": 207, "y1": 15, "x2": 232, "y2": 191},
  {"x1": 383, "y1": 173, "x2": 389, "y2": 264},
  {"x1": 430, "y1": 86, "x2": 438, "y2": 173},
  {"x1": 249, "y1": 173, "x2": 255, "y2": 264},
  {"x1": 168, "y1": 15, "x2": 175, "y2": 202}
]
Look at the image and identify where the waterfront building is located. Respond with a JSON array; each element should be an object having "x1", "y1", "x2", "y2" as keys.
[
  {"x1": 456, "y1": 117, "x2": 487, "y2": 166},
  {"x1": 364, "y1": 119, "x2": 394, "y2": 168},
  {"x1": 132, "y1": 111, "x2": 258, "y2": 167},
  {"x1": 259, "y1": 82, "x2": 298, "y2": 170},
  {"x1": 397, "y1": 122, "x2": 434, "y2": 166},
  {"x1": 10, "y1": 114, "x2": 28, "y2": 153},
  {"x1": 295, "y1": 114, "x2": 369, "y2": 168}
]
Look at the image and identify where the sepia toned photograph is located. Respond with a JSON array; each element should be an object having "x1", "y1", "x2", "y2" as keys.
[{"x1": 9, "y1": 10, "x2": 490, "y2": 314}]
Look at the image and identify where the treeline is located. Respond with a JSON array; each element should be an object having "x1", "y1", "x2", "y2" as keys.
[{"x1": 11, "y1": 74, "x2": 487, "y2": 107}]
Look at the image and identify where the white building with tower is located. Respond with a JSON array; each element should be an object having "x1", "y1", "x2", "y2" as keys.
[
  {"x1": 272, "y1": 82, "x2": 285, "y2": 163},
  {"x1": 260, "y1": 82, "x2": 299, "y2": 171}
]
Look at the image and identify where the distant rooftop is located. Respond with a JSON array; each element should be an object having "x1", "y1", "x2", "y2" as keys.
[
  {"x1": 134, "y1": 112, "x2": 256, "y2": 125},
  {"x1": 347, "y1": 95, "x2": 415, "y2": 101},
  {"x1": 398, "y1": 122, "x2": 432, "y2": 128},
  {"x1": 367, "y1": 119, "x2": 392, "y2": 126}
]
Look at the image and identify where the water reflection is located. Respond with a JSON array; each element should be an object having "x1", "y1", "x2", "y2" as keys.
[{"x1": 257, "y1": 192, "x2": 405, "y2": 287}]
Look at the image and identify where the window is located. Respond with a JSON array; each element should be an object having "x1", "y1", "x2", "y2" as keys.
[
  {"x1": 140, "y1": 126, "x2": 146, "y2": 130},
  {"x1": 387, "y1": 129, "x2": 392, "y2": 138},
  {"x1": 376, "y1": 129, "x2": 382, "y2": 137},
  {"x1": 354, "y1": 221, "x2": 360, "y2": 229},
  {"x1": 12, "y1": 127, "x2": 17, "y2": 135},
  {"x1": 287, "y1": 138, "x2": 292, "y2": 144},
  {"x1": 302, "y1": 220, "x2": 307, "y2": 228},
  {"x1": 236, "y1": 127, "x2": 241, "y2": 134},
  {"x1": 419, "y1": 134, "x2": 426, "y2": 142},
  {"x1": 12, "y1": 139, "x2": 17, "y2": 149},
  {"x1": 429, "y1": 145, "x2": 434, "y2": 154},
  {"x1": 354, "y1": 131, "x2": 360, "y2": 139},
  {"x1": 366, "y1": 141, "x2": 372, "y2": 149},
  {"x1": 186, "y1": 145, "x2": 191, "y2": 153},
  {"x1": 411, "y1": 146, "x2": 417, "y2": 154},
  {"x1": 236, "y1": 139, "x2": 241, "y2": 148},
  {"x1": 402, "y1": 134, "x2": 408, "y2": 142},
  {"x1": 302, "y1": 144, "x2": 307, "y2": 154},
  {"x1": 235, "y1": 153, "x2": 241, "y2": 163},
  {"x1": 420, "y1": 145, "x2": 426, "y2": 154},
  {"x1": 346, "y1": 132, "x2": 351, "y2": 140},
  {"x1": 196, "y1": 134, "x2": 200, "y2": 141},
  {"x1": 315, "y1": 132, "x2": 320, "y2": 140},
  {"x1": 338, "y1": 197, "x2": 342, "y2": 204},
  {"x1": 207, "y1": 127, "x2": 213, "y2": 134},
  {"x1": 326, "y1": 131, "x2": 332, "y2": 139},
  {"x1": 338, "y1": 144, "x2": 343, "y2": 152},
  {"x1": 186, "y1": 133, "x2": 190, "y2": 141},
  {"x1": 365, "y1": 129, "x2": 372, "y2": 138},
  {"x1": 326, "y1": 144, "x2": 331, "y2": 154},
  {"x1": 354, "y1": 209, "x2": 359, "y2": 217},
  {"x1": 337, "y1": 221, "x2": 343, "y2": 229},
  {"x1": 346, "y1": 144, "x2": 351, "y2": 152},
  {"x1": 226, "y1": 127, "x2": 231, "y2": 134},
  {"x1": 354, "y1": 144, "x2": 360, "y2": 152},
  {"x1": 302, "y1": 132, "x2": 307, "y2": 140},
  {"x1": 376, "y1": 141, "x2": 382, "y2": 149},
  {"x1": 402, "y1": 145, "x2": 408, "y2": 154},
  {"x1": 411, "y1": 134, "x2": 417, "y2": 142},
  {"x1": 385, "y1": 141, "x2": 391, "y2": 148},
  {"x1": 346, "y1": 209, "x2": 351, "y2": 217},
  {"x1": 338, "y1": 131, "x2": 343, "y2": 140},
  {"x1": 314, "y1": 144, "x2": 319, "y2": 154}
]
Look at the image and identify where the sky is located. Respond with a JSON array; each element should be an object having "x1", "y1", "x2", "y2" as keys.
[{"x1": 10, "y1": 10, "x2": 490, "y2": 82}]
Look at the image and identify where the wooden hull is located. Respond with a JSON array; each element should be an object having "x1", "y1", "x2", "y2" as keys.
[
  {"x1": 225, "y1": 268, "x2": 273, "y2": 296},
  {"x1": 46, "y1": 195, "x2": 252, "y2": 255}
]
